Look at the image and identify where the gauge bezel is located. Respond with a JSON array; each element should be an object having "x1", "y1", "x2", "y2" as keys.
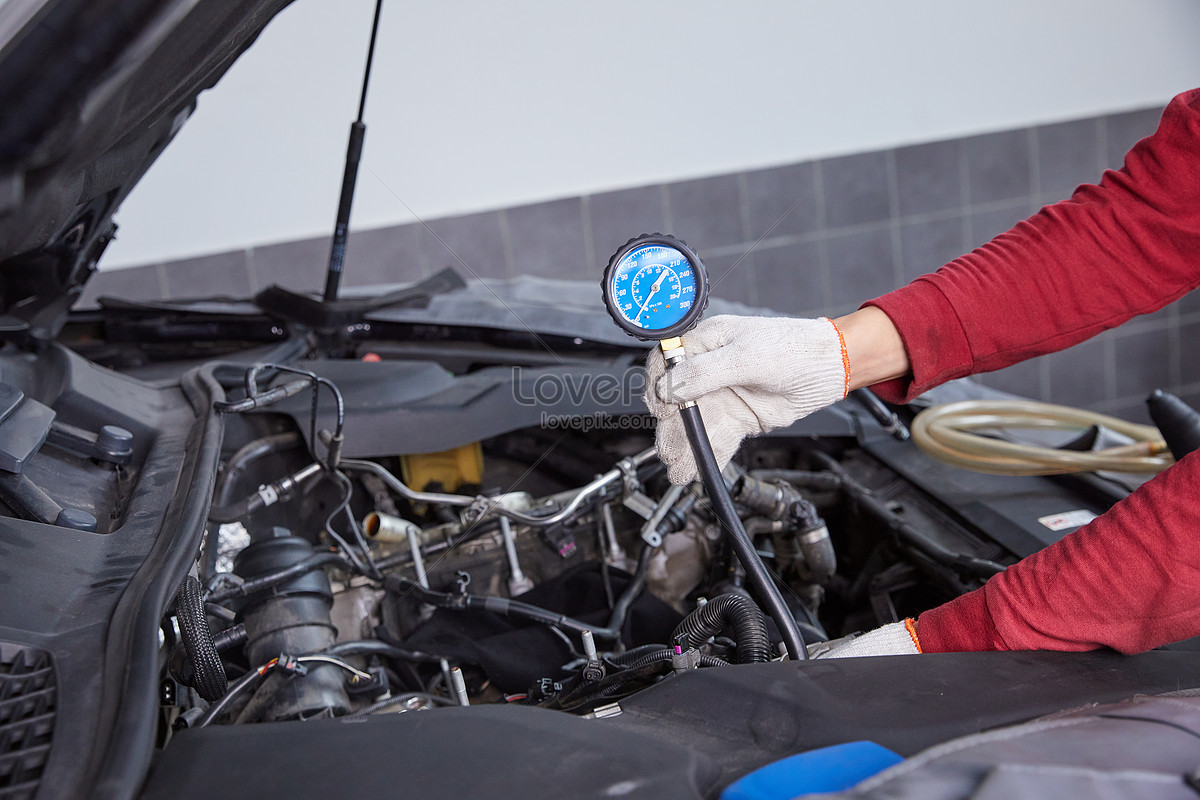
[{"x1": 602, "y1": 233, "x2": 709, "y2": 341}]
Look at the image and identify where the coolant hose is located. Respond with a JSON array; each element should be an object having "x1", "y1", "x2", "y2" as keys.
[
  {"x1": 175, "y1": 575, "x2": 228, "y2": 701},
  {"x1": 671, "y1": 593, "x2": 772, "y2": 664},
  {"x1": 678, "y1": 404, "x2": 808, "y2": 660}
]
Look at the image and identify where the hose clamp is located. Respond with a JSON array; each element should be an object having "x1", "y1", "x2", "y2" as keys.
[{"x1": 799, "y1": 526, "x2": 831, "y2": 546}]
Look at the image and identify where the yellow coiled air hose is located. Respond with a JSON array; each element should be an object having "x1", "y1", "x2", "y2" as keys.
[{"x1": 911, "y1": 400, "x2": 1173, "y2": 476}]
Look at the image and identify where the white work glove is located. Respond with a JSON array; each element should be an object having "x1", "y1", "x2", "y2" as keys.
[
  {"x1": 643, "y1": 315, "x2": 849, "y2": 485},
  {"x1": 810, "y1": 620, "x2": 922, "y2": 658}
]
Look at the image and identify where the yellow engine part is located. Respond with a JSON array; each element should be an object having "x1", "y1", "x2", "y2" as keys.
[{"x1": 400, "y1": 442, "x2": 483, "y2": 493}]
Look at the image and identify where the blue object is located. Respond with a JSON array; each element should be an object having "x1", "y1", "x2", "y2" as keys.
[
  {"x1": 607, "y1": 242, "x2": 699, "y2": 333},
  {"x1": 720, "y1": 741, "x2": 904, "y2": 800}
]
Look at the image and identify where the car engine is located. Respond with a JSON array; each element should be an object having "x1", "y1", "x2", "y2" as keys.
[{"x1": 157, "y1": 358, "x2": 1030, "y2": 729}]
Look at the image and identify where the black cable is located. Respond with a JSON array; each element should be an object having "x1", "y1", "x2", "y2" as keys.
[
  {"x1": 214, "y1": 363, "x2": 346, "y2": 468},
  {"x1": 1096, "y1": 713, "x2": 1200, "y2": 744},
  {"x1": 204, "y1": 551, "x2": 351, "y2": 604},
  {"x1": 174, "y1": 576, "x2": 228, "y2": 701},
  {"x1": 677, "y1": 404, "x2": 808, "y2": 661},
  {"x1": 212, "y1": 379, "x2": 312, "y2": 414},
  {"x1": 764, "y1": 559, "x2": 830, "y2": 642},
  {"x1": 548, "y1": 626, "x2": 584, "y2": 661},
  {"x1": 671, "y1": 593, "x2": 771, "y2": 664},
  {"x1": 246, "y1": 364, "x2": 346, "y2": 465},
  {"x1": 618, "y1": 647, "x2": 729, "y2": 670},
  {"x1": 607, "y1": 643, "x2": 676, "y2": 666},
  {"x1": 325, "y1": 469, "x2": 379, "y2": 578},
  {"x1": 195, "y1": 667, "x2": 263, "y2": 727},
  {"x1": 386, "y1": 576, "x2": 597, "y2": 637},
  {"x1": 327, "y1": 640, "x2": 446, "y2": 665}
]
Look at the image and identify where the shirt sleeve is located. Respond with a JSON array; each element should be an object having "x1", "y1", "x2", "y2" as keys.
[
  {"x1": 866, "y1": 88, "x2": 1200, "y2": 404},
  {"x1": 917, "y1": 448, "x2": 1200, "y2": 655}
]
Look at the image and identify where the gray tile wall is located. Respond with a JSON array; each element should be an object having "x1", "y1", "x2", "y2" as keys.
[{"x1": 84, "y1": 104, "x2": 1191, "y2": 423}]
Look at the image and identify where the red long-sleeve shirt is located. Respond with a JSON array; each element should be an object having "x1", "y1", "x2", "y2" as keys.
[{"x1": 865, "y1": 88, "x2": 1200, "y2": 654}]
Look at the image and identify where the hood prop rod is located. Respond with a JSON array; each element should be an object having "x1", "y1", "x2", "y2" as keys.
[{"x1": 322, "y1": 0, "x2": 385, "y2": 304}]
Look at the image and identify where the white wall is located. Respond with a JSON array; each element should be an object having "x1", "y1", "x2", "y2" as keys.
[{"x1": 101, "y1": 0, "x2": 1200, "y2": 268}]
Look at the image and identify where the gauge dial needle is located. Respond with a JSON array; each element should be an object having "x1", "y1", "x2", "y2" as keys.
[{"x1": 634, "y1": 271, "x2": 669, "y2": 323}]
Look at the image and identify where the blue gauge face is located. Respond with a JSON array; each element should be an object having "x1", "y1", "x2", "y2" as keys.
[{"x1": 607, "y1": 244, "x2": 698, "y2": 333}]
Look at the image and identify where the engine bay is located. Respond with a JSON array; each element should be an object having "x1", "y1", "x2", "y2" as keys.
[
  {"x1": 0, "y1": 324, "x2": 1194, "y2": 800},
  {"x1": 170, "y1": 364, "x2": 1013, "y2": 727}
]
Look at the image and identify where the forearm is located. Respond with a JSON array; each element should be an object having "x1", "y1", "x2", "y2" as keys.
[
  {"x1": 864, "y1": 90, "x2": 1200, "y2": 403},
  {"x1": 833, "y1": 306, "x2": 910, "y2": 391},
  {"x1": 919, "y1": 449, "x2": 1200, "y2": 655}
]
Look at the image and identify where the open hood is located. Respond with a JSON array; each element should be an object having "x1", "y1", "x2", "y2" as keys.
[{"x1": 0, "y1": 0, "x2": 294, "y2": 348}]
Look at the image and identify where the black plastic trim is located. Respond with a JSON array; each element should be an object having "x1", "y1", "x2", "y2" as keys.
[{"x1": 89, "y1": 362, "x2": 226, "y2": 800}]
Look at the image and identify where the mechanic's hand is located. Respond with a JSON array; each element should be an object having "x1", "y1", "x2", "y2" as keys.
[
  {"x1": 809, "y1": 619, "x2": 922, "y2": 658},
  {"x1": 643, "y1": 315, "x2": 849, "y2": 485}
]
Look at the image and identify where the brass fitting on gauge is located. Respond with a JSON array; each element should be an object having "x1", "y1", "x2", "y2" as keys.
[
  {"x1": 659, "y1": 336, "x2": 684, "y2": 360},
  {"x1": 659, "y1": 337, "x2": 695, "y2": 408}
]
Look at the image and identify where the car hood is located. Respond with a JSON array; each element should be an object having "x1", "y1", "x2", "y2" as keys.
[{"x1": 0, "y1": 0, "x2": 295, "y2": 344}]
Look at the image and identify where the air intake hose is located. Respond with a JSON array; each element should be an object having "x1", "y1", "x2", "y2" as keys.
[{"x1": 233, "y1": 529, "x2": 350, "y2": 721}]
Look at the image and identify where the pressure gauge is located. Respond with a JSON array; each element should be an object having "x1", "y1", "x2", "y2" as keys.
[{"x1": 601, "y1": 234, "x2": 709, "y2": 341}]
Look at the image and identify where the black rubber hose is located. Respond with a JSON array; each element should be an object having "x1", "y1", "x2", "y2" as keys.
[
  {"x1": 212, "y1": 623, "x2": 247, "y2": 653},
  {"x1": 214, "y1": 433, "x2": 304, "y2": 507},
  {"x1": 678, "y1": 405, "x2": 808, "y2": 660},
  {"x1": 205, "y1": 551, "x2": 351, "y2": 604},
  {"x1": 671, "y1": 593, "x2": 772, "y2": 664},
  {"x1": 204, "y1": 432, "x2": 303, "y2": 545},
  {"x1": 206, "y1": 494, "x2": 263, "y2": 524},
  {"x1": 175, "y1": 576, "x2": 228, "y2": 701},
  {"x1": 599, "y1": 544, "x2": 653, "y2": 639},
  {"x1": 748, "y1": 469, "x2": 843, "y2": 492}
]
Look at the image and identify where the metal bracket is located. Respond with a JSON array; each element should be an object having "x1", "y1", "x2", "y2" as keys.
[{"x1": 622, "y1": 491, "x2": 656, "y2": 521}]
